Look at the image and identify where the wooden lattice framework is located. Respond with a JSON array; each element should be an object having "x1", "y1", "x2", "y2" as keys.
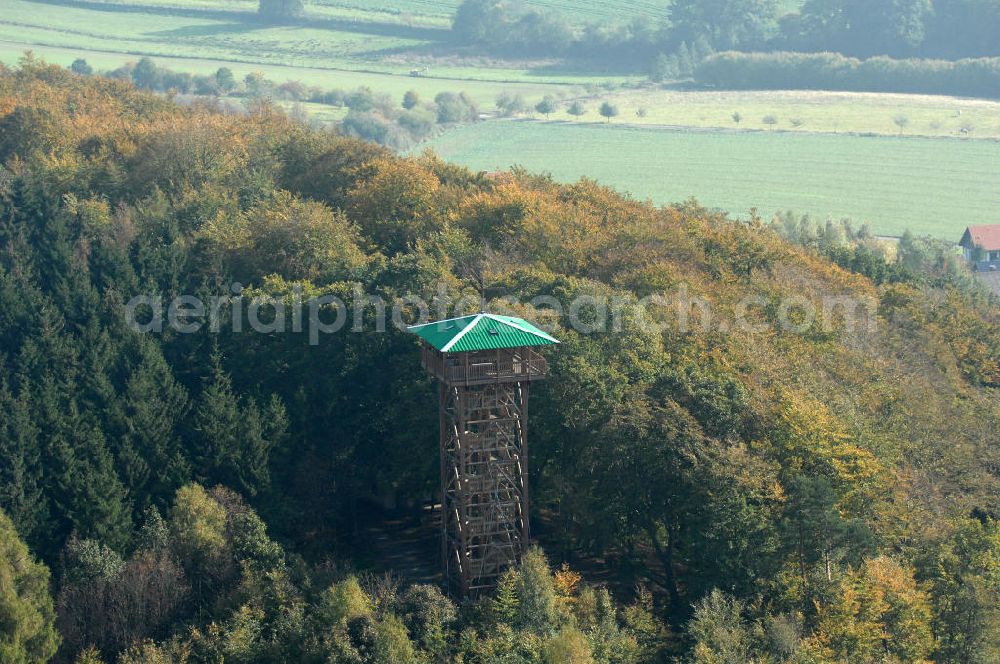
[{"x1": 420, "y1": 346, "x2": 549, "y2": 596}]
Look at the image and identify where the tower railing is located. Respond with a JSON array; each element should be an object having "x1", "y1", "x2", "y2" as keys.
[{"x1": 421, "y1": 346, "x2": 548, "y2": 386}]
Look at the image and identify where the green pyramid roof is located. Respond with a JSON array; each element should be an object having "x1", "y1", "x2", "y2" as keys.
[{"x1": 407, "y1": 313, "x2": 559, "y2": 352}]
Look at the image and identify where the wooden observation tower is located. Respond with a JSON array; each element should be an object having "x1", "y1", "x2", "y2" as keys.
[{"x1": 408, "y1": 313, "x2": 558, "y2": 597}]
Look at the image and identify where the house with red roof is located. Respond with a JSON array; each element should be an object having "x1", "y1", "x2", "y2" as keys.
[{"x1": 959, "y1": 225, "x2": 1000, "y2": 270}]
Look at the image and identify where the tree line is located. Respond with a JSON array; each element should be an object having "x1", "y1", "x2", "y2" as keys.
[
  {"x1": 694, "y1": 51, "x2": 1000, "y2": 98},
  {"x1": 70, "y1": 56, "x2": 479, "y2": 149},
  {"x1": 452, "y1": 0, "x2": 1000, "y2": 82},
  {"x1": 0, "y1": 55, "x2": 997, "y2": 662}
]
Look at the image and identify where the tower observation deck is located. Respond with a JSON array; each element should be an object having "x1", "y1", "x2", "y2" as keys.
[{"x1": 408, "y1": 313, "x2": 558, "y2": 596}]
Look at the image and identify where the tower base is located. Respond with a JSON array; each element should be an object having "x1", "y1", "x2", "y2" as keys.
[{"x1": 439, "y1": 380, "x2": 530, "y2": 597}]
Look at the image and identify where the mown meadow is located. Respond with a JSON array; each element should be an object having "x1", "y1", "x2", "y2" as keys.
[
  {"x1": 421, "y1": 120, "x2": 1000, "y2": 238},
  {"x1": 548, "y1": 89, "x2": 1000, "y2": 139},
  {"x1": 0, "y1": 0, "x2": 632, "y2": 87}
]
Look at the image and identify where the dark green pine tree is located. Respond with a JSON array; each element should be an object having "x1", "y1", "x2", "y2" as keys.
[
  {"x1": 76, "y1": 320, "x2": 122, "y2": 436},
  {"x1": 78, "y1": 318, "x2": 162, "y2": 510},
  {"x1": 63, "y1": 243, "x2": 103, "y2": 330},
  {"x1": 191, "y1": 353, "x2": 243, "y2": 491},
  {"x1": 30, "y1": 357, "x2": 131, "y2": 552},
  {"x1": 0, "y1": 244, "x2": 50, "y2": 355},
  {"x1": 192, "y1": 354, "x2": 287, "y2": 497},
  {"x1": 85, "y1": 217, "x2": 140, "y2": 297},
  {"x1": 14, "y1": 313, "x2": 79, "y2": 397},
  {"x1": 132, "y1": 189, "x2": 188, "y2": 293},
  {"x1": 262, "y1": 394, "x2": 289, "y2": 467},
  {"x1": 54, "y1": 403, "x2": 133, "y2": 551},
  {"x1": 19, "y1": 186, "x2": 76, "y2": 316},
  {"x1": 0, "y1": 381, "x2": 48, "y2": 548},
  {"x1": 236, "y1": 398, "x2": 273, "y2": 498},
  {"x1": 779, "y1": 474, "x2": 875, "y2": 604},
  {"x1": 119, "y1": 342, "x2": 190, "y2": 510},
  {"x1": 15, "y1": 330, "x2": 81, "y2": 557}
]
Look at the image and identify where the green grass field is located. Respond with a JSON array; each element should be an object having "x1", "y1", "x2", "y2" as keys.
[
  {"x1": 70, "y1": 0, "x2": 455, "y2": 27},
  {"x1": 39, "y1": 0, "x2": 797, "y2": 25},
  {"x1": 0, "y1": 0, "x2": 426, "y2": 67},
  {"x1": 78, "y1": 0, "x2": 805, "y2": 25},
  {"x1": 0, "y1": 0, "x2": 637, "y2": 90},
  {"x1": 419, "y1": 121, "x2": 1000, "y2": 238},
  {"x1": 312, "y1": 0, "x2": 804, "y2": 22},
  {"x1": 345, "y1": 0, "x2": 671, "y2": 22},
  {"x1": 552, "y1": 89, "x2": 1000, "y2": 140},
  {"x1": 274, "y1": 99, "x2": 348, "y2": 124}
]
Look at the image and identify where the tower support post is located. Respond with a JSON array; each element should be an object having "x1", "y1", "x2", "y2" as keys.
[
  {"x1": 439, "y1": 379, "x2": 531, "y2": 596},
  {"x1": 425, "y1": 347, "x2": 548, "y2": 597}
]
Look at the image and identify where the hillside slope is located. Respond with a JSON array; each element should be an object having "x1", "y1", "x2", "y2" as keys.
[{"x1": 0, "y1": 59, "x2": 997, "y2": 661}]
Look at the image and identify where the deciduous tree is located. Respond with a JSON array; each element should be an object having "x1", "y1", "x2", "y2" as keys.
[
  {"x1": 535, "y1": 96, "x2": 557, "y2": 118},
  {"x1": 0, "y1": 509, "x2": 59, "y2": 663},
  {"x1": 670, "y1": 0, "x2": 779, "y2": 50}
]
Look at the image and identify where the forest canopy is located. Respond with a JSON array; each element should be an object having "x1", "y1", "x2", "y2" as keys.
[
  {"x1": 451, "y1": 0, "x2": 1000, "y2": 59},
  {"x1": 451, "y1": 0, "x2": 1000, "y2": 92},
  {"x1": 0, "y1": 56, "x2": 997, "y2": 662}
]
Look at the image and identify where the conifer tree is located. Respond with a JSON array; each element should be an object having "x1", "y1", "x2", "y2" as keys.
[
  {"x1": 192, "y1": 354, "x2": 243, "y2": 489},
  {"x1": 56, "y1": 405, "x2": 133, "y2": 550},
  {"x1": 491, "y1": 568, "x2": 520, "y2": 626},
  {"x1": 192, "y1": 355, "x2": 287, "y2": 497},
  {"x1": 0, "y1": 382, "x2": 47, "y2": 547},
  {"x1": 120, "y1": 344, "x2": 190, "y2": 508},
  {"x1": 516, "y1": 548, "x2": 561, "y2": 634}
]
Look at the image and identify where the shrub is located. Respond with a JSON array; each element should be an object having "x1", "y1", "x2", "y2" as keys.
[
  {"x1": 193, "y1": 75, "x2": 220, "y2": 96},
  {"x1": 397, "y1": 109, "x2": 435, "y2": 138},
  {"x1": 516, "y1": 548, "x2": 561, "y2": 634},
  {"x1": 61, "y1": 538, "x2": 124, "y2": 586},
  {"x1": 70, "y1": 58, "x2": 92, "y2": 76},
  {"x1": 277, "y1": 80, "x2": 308, "y2": 100},
  {"x1": 345, "y1": 87, "x2": 376, "y2": 111},
  {"x1": 317, "y1": 577, "x2": 372, "y2": 626},
  {"x1": 310, "y1": 88, "x2": 346, "y2": 106},
  {"x1": 341, "y1": 110, "x2": 407, "y2": 149},
  {"x1": 434, "y1": 91, "x2": 479, "y2": 123},
  {"x1": 496, "y1": 91, "x2": 528, "y2": 117},
  {"x1": 688, "y1": 590, "x2": 751, "y2": 664},
  {"x1": 198, "y1": 190, "x2": 366, "y2": 282},
  {"x1": 399, "y1": 584, "x2": 456, "y2": 656},
  {"x1": 542, "y1": 626, "x2": 592, "y2": 664},
  {"x1": 215, "y1": 67, "x2": 235, "y2": 93},
  {"x1": 56, "y1": 551, "x2": 189, "y2": 659},
  {"x1": 168, "y1": 484, "x2": 227, "y2": 566}
]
